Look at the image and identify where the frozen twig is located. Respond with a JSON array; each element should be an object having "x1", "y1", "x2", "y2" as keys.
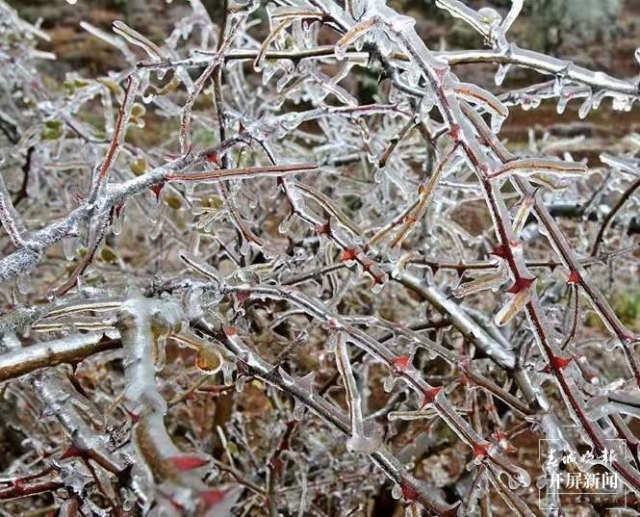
[{"x1": 116, "y1": 294, "x2": 240, "y2": 514}]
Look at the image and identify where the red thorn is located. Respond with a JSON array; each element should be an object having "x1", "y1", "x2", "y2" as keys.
[
  {"x1": 315, "y1": 220, "x2": 331, "y2": 235},
  {"x1": 370, "y1": 275, "x2": 386, "y2": 288},
  {"x1": 507, "y1": 276, "x2": 535, "y2": 294},
  {"x1": 473, "y1": 441, "x2": 490, "y2": 459},
  {"x1": 492, "y1": 430, "x2": 506, "y2": 441},
  {"x1": 421, "y1": 386, "x2": 442, "y2": 407},
  {"x1": 168, "y1": 455, "x2": 209, "y2": 472},
  {"x1": 401, "y1": 483, "x2": 419, "y2": 502},
  {"x1": 61, "y1": 445, "x2": 83, "y2": 459},
  {"x1": 447, "y1": 124, "x2": 461, "y2": 141},
  {"x1": 392, "y1": 355, "x2": 411, "y2": 372},
  {"x1": 504, "y1": 442, "x2": 518, "y2": 454},
  {"x1": 236, "y1": 291, "x2": 250, "y2": 305},
  {"x1": 269, "y1": 456, "x2": 285, "y2": 475},
  {"x1": 492, "y1": 431, "x2": 517, "y2": 453},
  {"x1": 340, "y1": 248, "x2": 358, "y2": 262},
  {"x1": 490, "y1": 244, "x2": 509, "y2": 259},
  {"x1": 550, "y1": 354, "x2": 572, "y2": 371},
  {"x1": 200, "y1": 489, "x2": 227, "y2": 510},
  {"x1": 224, "y1": 325, "x2": 238, "y2": 337},
  {"x1": 325, "y1": 318, "x2": 341, "y2": 330},
  {"x1": 567, "y1": 270, "x2": 581, "y2": 284},
  {"x1": 206, "y1": 152, "x2": 219, "y2": 164},
  {"x1": 150, "y1": 182, "x2": 164, "y2": 200},
  {"x1": 365, "y1": 262, "x2": 387, "y2": 286}
]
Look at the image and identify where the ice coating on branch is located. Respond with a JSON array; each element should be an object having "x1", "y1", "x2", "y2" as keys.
[
  {"x1": 3, "y1": 0, "x2": 640, "y2": 513},
  {"x1": 453, "y1": 270, "x2": 508, "y2": 298},
  {"x1": 116, "y1": 296, "x2": 183, "y2": 413},
  {"x1": 335, "y1": 335, "x2": 380, "y2": 453},
  {"x1": 495, "y1": 283, "x2": 534, "y2": 327},
  {"x1": 578, "y1": 91, "x2": 593, "y2": 119}
]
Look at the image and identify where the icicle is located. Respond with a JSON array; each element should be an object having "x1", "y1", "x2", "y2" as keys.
[
  {"x1": 491, "y1": 112, "x2": 505, "y2": 134},
  {"x1": 149, "y1": 217, "x2": 164, "y2": 241},
  {"x1": 335, "y1": 334, "x2": 379, "y2": 452},
  {"x1": 371, "y1": 281, "x2": 385, "y2": 294},
  {"x1": 553, "y1": 75, "x2": 564, "y2": 96},
  {"x1": 404, "y1": 65, "x2": 421, "y2": 88},
  {"x1": 494, "y1": 64, "x2": 511, "y2": 86},
  {"x1": 383, "y1": 375, "x2": 397, "y2": 393},
  {"x1": 276, "y1": 61, "x2": 295, "y2": 93},
  {"x1": 334, "y1": 44, "x2": 348, "y2": 61},
  {"x1": 194, "y1": 345, "x2": 223, "y2": 375},
  {"x1": 111, "y1": 206, "x2": 125, "y2": 235},
  {"x1": 520, "y1": 95, "x2": 541, "y2": 111},
  {"x1": 495, "y1": 285, "x2": 534, "y2": 327},
  {"x1": 112, "y1": 20, "x2": 163, "y2": 62},
  {"x1": 100, "y1": 87, "x2": 115, "y2": 136},
  {"x1": 612, "y1": 94, "x2": 633, "y2": 112},
  {"x1": 62, "y1": 234, "x2": 78, "y2": 261},
  {"x1": 222, "y1": 362, "x2": 235, "y2": 386},
  {"x1": 453, "y1": 272, "x2": 508, "y2": 298},
  {"x1": 591, "y1": 90, "x2": 606, "y2": 110},
  {"x1": 239, "y1": 238, "x2": 251, "y2": 257},
  {"x1": 153, "y1": 334, "x2": 167, "y2": 372},
  {"x1": 278, "y1": 213, "x2": 294, "y2": 235},
  {"x1": 505, "y1": 464, "x2": 530, "y2": 489},
  {"x1": 512, "y1": 193, "x2": 535, "y2": 236},
  {"x1": 490, "y1": 157, "x2": 586, "y2": 180},
  {"x1": 235, "y1": 374, "x2": 246, "y2": 393},
  {"x1": 388, "y1": 409, "x2": 437, "y2": 421},
  {"x1": 578, "y1": 91, "x2": 593, "y2": 119},
  {"x1": 556, "y1": 94, "x2": 570, "y2": 114}
]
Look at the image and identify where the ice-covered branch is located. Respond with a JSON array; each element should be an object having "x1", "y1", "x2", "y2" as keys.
[
  {"x1": 116, "y1": 294, "x2": 240, "y2": 515},
  {"x1": 0, "y1": 331, "x2": 119, "y2": 383},
  {"x1": 3, "y1": 0, "x2": 640, "y2": 513}
]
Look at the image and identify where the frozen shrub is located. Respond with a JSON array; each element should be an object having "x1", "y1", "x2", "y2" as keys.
[{"x1": 0, "y1": 0, "x2": 639, "y2": 515}]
